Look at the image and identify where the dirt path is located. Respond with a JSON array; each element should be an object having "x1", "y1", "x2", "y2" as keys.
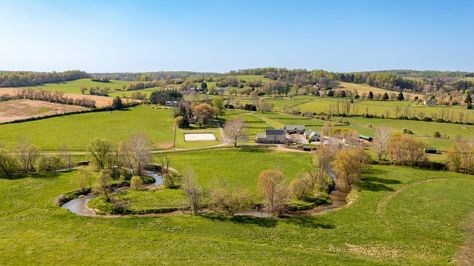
[{"x1": 455, "y1": 213, "x2": 474, "y2": 265}]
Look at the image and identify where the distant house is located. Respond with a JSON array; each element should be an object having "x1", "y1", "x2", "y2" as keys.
[
  {"x1": 255, "y1": 129, "x2": 286, "y2": 144},
  {"x1": 308, "y1": 131, "x2": 321, "y2": 142},
  {"x1": 282, "y1": 125, "x2": 305, "y2": 134},
  {"x1": 423, "y1": 99, "x2": 436, "y2": 106}
]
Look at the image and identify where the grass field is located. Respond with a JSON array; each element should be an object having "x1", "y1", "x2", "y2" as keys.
[
  {"x1": 21, "y1": 78, "x2": 131, "y2": 94},
  {"x1": 165, "y1": 148, "x2": 313, "y2": 192},
  {"x1": 0, "y1": 153, "x2": 473, "y2": 264},
  {"x1": 0, "y1": 106, "x2": 223, "y2": 151}
]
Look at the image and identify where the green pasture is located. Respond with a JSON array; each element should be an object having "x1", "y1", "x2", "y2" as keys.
[
  {"x1": 23, "y1": 78, "x2": 131, "y2": 94},
  {"x1": 0, "y1": 154, "x2": 473, "y2": 264}
]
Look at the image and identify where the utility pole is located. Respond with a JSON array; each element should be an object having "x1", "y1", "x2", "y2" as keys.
[{"x1": 172, "y1": 119, "x2": 177, "y2": 148}]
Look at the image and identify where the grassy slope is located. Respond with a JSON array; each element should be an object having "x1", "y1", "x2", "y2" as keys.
[
  {"x1": 165, "y1": 148, "x2": 313, "y2": 192},
  {"x1": 0, "y1": 106, "x2": 173, "y2": 150},
  {"x1": 0, "y1": 155, "x2": 473, "y2": 264},
  {"x1": 0, "y1": 106, "x2": 223, "y2": 151},
  {"x1": 24, "y1": 79, "x2": 131, "y2": 94}
]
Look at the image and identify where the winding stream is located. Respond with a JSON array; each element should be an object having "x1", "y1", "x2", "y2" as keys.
[{"x1": 61, "y1": 172, "x2": 163, "y2": 216}]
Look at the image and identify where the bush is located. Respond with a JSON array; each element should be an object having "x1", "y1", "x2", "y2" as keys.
[
  {"x1": 434, "y1": 131, "x2": 441, "y2": 138},
  {"x1": 286, "y1": 200, "x2": 316, "y2": 211},
  {"x1": 38, "y1": 155, "x2": 65, "y2": 172},
  {"x1": 209, "y1": 187, "x2": 254, "y2": 215},
  {"x1": 289, "y1": 174, "x2": 313, "y2": 201},
  {"x1": 0, "y1": 150, "x2": 19, "y2": 177},
  {"x1": 130, "y1": 175, "x2": 144, "y2": 190},
  {"x1": 163, "y1": 172, "x2": 180, "y2": 188}
]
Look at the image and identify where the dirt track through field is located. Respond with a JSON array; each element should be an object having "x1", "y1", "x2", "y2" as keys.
[{"x1": 456, "y1": 213, "x2": 474, "y2": 265}]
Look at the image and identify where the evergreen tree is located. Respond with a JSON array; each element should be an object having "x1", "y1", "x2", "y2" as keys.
[
  {"x1": 382, "y1": 92, "x2": 389, "y2": 101},
  {"x1": 368, "y1": 91, "x2": 374, "y2": 100},
  {"x1": 397, "y1": 92, "x2": 404, "y2": 101}
]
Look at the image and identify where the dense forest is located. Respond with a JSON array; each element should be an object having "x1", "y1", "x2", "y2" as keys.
[
  {"x1": 91, "y1": 71, "x2": 218, "y2": 81},
  {"x1": 0, "y1": 70, "x2": 89, "y2": 87}
]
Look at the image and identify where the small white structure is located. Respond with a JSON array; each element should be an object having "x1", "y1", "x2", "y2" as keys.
[{"x1": 184, "y1": 133, "x2": 216, "y2": 142}]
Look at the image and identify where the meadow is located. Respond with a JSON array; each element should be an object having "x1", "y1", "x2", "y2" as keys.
[
  {"x1": 24, "y1": 78, "x2": 131, "y2": 94},
  {"x1": 0, "y1": 106, "x2": 223, "y2": 151},
  {"x1": 0, "y1": 151, "x2": 473, "y2": 265}
]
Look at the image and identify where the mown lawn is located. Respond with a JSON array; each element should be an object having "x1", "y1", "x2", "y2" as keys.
[{"x1": 0, "y1": 152, "x2": 473, "y2": 265}]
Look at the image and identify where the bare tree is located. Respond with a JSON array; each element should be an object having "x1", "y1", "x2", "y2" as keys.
[
  {"x1": 76, "y1": 168, "x2": 92, "y2": 191},
  {"x1": 88, "y1": 139, "x2": 114, "y2": 170},
  {"x1": 120, "y1": 134, "x2": 152, "y2": 176},
  {"x1": 60, "y1": 144, "x2": 73, "y2": 169},
  {"x1": 181, "y1": 168, "x2": 202, "y2": 215},
  {"x1": 332, "y1": 147, "x2": 369, "y2": 192},
  {"x1": 209, "y1": 186, "x2": 253, "y2": 215},
  {"x1": 0, "y1": 146, "x2": 19, "y2": 177},
  {"x1": 224, "y1": 118, "x2": 247, "y2": 147},
  {"x1": 14, "y1": 139, "x2": 40, "y2": 172},
  {"x1": 94, "y1": 170, "x2": 112, "y2": 201},
  {"x1": 257, "y1": 169, "x2": 289, "y2": 216},
  {"x1": 373, "y1": 127, "x2": 391, "y2": 161},
  {"x1": 289, "y1": 172, "x2": 314, "y2": 201}
]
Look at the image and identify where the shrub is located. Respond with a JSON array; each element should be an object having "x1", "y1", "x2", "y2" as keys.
[
  {"x1": 38, "y1": 155, "x2": 65, "y2": 172},
  {"x1": 209, "y1": 187, "x2": 254, "y2": 215},
  {"x1": 0, "y1": 149, "x2": 19, "y2": 177},
  {"x1": 434, "y1": 131, "x2": 441, "y2": 138},
  {"x1": 286, "y1": 200, "x2": 315, "y2": 211},
  {"x1": 289, "y1": 174, "x2": 314, "y2": 201},
  {"x1": 163, "y1": 172, "x2": 181, "y2": 188},
  {"x1": 130, "y1": 175, "x2": 144, "y2": 190}
]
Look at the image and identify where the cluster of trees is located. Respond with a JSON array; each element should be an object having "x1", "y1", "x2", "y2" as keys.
[
  {"x1": 88, "y1": 134, "x2": 153, "y2": 178},
  {"x1": 0, "y1": 70, "x2": 89, "y2": 87},
  {"x1": 81, "y1": 87, "x2": 110, "y2": 96},
  {"x1": 338, "y1": 72, "x2": 417, "y2": 91},
  {"x1": 447, "y1": 140, "x2": 474, "y2": 174},
  {"x1": 149, "y1": 90, "x2": 182, "y2": 105},
  {"x1": 16, "y1": 89, "x2": 96, "y2": 108},
  {"x1": 92, "y1": 71, "x2": 216, "y2": 82},
  {"x1": 173, "y1": 98, "x2": 223, "y2": 128},
  {"x1": 0, "y1": 140, "x2": 72, "y2": 177}
]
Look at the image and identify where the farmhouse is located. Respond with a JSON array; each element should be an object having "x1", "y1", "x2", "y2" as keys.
[
  {"x1": 283, "y1": 124, "x2": 305, "y2": 134},
  {"x1": 255, "y1": 129, "x2": 286, "y2": 144},
  {"x1": 307, "y1": 131, "x2": 321, "y2": 142}
]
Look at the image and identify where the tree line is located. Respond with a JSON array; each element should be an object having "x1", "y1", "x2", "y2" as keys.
[{"x1": 0, "y1": 70, "x2": 89, "y2": 87}]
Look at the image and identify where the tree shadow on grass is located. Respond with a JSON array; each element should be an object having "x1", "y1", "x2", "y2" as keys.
[
  {"x1": 238, "y1": 146, "x2": 273, "y2": 153},
  {"x1": 0, "y1": 171, "x2": 62, "y2": 180},
  {"x1": 282, "y1": 216, "x2": 335, "y2": 229},
  {"x1": 201, "y1": 213, "x2": 277, "y2": 228},
  {"x1": 359, "y1": 168, "x2": 400, "y2": 192}
]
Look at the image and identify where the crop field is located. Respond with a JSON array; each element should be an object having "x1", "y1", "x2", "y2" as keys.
[
  {"x1": 0, "y1": 99, "x2": 87, "y2": 123},
  {"x1": 0, "y1": 152, "x2": 473, "y2": 265}
]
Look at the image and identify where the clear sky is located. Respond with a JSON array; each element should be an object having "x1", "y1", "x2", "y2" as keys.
[{"x1": 1, "y1": 0, "x2": 473, "y2": 73}]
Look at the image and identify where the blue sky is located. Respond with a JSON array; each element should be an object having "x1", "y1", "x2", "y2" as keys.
[{"x1": 1, "y1": 0, "x2": 473, "y2": 73}]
